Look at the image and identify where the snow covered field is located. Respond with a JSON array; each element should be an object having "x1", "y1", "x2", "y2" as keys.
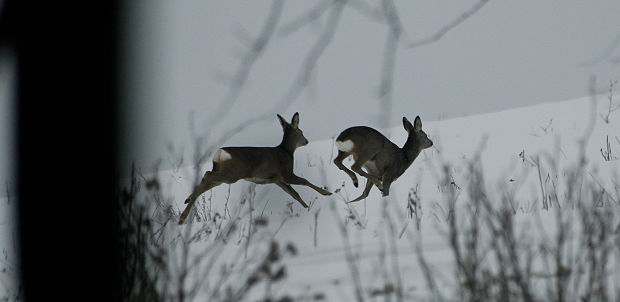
[
  {"x1": 0, "y1": 185, "x2": 18, "y2": 300},
  {"x1": 3, "y1": 96, "x2": 620, "y2": 301}
]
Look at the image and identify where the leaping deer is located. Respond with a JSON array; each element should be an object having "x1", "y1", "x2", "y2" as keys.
[
  {"x1": 333, "y1": 116, "x2": 433, "y2": 203},
  {"x1": 179, "y1": 112, "x2": 331, "y2": 224}
]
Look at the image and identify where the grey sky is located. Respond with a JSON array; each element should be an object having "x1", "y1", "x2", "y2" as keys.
[{"x1": 54, "y1": 1, "x2": 620, "y2": 174}]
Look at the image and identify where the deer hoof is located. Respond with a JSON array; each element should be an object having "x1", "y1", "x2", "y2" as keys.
[{"x1": 319, "y1": 187, "x2": 331, "y2": 195}]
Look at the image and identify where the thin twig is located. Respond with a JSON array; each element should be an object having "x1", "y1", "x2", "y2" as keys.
[
  {"x1": 378, "y1": 0, "x2": 402, "y2": 129},
  {"x1": 330, "y1": 199, "x2": 365, "y2": 302},
  {"x1": 347, "y1": 0, "x2": 386, "y2": 23},
  {"x1": 5, "y1": 181, "x2": 9, "y2": 204},
  {"x1": 383, "y1": 199, "x2": 404, "y2": 301},
  {"x1": 314, "y1": 208, "x2": 321, "y2": 248},
  {"x1": 198, "y1": 0, "x2": 346, "y2": 165},
  {"x1": 407, "y1": 0, "x2": 489, "y2": 49},
  {"x1": 579, "y1": 32, "x2": 620, "y2": 66},
  {"x1": 278, "y1": 0, "x2": 331, "y2": 36},
  {"x1": 208, "y1": 0, "x2": 284, "y2": 128}
]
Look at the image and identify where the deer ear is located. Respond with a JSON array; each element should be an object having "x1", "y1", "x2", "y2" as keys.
[
  {"x1": 277, "y1": 114, "x2": 289, "y2": 129},
  {"x1": 413, "y1": 116, "x2": 422, "y2": 132},
  {"x1": 403, "y1": 117, "x2": 414, "y2": 133},
  {"x1": 291, "y1": 112, "x2": 300, "y2": 128}
]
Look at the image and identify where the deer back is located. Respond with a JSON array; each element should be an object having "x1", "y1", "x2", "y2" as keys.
[
  {"x1": 210, "y1": 112, "x2": 308, "y2": 183},
  {"x1": 336, "y1": 126, "x2": 402, "y2": 173},
  {"x1": 336, "y1": 116, "x2": 432, "y2": 181},
  {"x1": 214, "y1": 146, "x2": 292, "y2": 178}
]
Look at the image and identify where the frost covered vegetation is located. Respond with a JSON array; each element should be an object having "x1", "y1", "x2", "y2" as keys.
[
  {"x1": 0, "y1": 188, "x2": 21, "y2": 302},
  {"x1": 115, "y1": 96, "x2": 620, "y2": 302},
  {"x1": 1, "y1": 97, "x2": 617, "y2": 302},
  {"x1": 119, "y1": 165, "x2": 302, "y2": 302}
]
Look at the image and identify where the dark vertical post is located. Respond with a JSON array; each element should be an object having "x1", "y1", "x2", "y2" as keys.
[{"x1": 5, "y1": 0, "x2": 122, "y2": 300}]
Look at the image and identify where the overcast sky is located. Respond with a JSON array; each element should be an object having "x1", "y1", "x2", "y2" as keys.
[
  {"x1": 119, "y1": 0, "x2": 620, "y2": 174},
  {"x1": 2, "y1": 0, "x2": 620, "y2": 186}
]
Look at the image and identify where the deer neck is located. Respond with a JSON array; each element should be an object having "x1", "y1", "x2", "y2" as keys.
[
  {"x1": 402, "y1": 136, "x2": 422, "y2": 166},
  {"x1": 277, "y1": 133, "x2": 298, "y2": 156}
]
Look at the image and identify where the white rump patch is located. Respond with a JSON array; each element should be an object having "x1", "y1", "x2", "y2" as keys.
[
  {"x1": 213, "y1": 149, "x2": 232, "y2": 162},
  {"x1": 335, "y1": 139, "x2": 354, "y2": 152}
]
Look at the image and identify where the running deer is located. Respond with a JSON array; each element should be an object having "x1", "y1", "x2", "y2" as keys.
[
  {"x1": 178, "y1": 112, "x2": 331, "y2": 224},
  {"x1": 333, "y1": 116, "x2": 433, "y2": 203}
]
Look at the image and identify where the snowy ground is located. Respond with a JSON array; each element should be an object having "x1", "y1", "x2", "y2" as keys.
[
  {"x1": 2, "y1": 96, "x2": 620, "y2": 300},
  {"x1": 0, "y1": 194, "x2": 19, "y2": 300}
]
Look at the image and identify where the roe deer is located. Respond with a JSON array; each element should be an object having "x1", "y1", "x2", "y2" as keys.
[
  {"x1": 179, "y1": 112, "x2": 331, "y2": 224},
  {"x1": 333, "y1": 116, "x2": 432, "y2": 203}
]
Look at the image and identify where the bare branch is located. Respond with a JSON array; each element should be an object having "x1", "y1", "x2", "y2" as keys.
[
  {"x1": 407, "y1": 0, "x2": 489, "y2": 49},
  {"x1": 278, "y1": 0, "x2": 331, "y2": 36},
  {"x1": 378, "y1": 0, "x2": 402, "y2": 128},
  {"x1": 275, "y1": 0, "x2": 346, "y2": 110},
  {"x1": 200, "y1": 0, "x2": 346, "y2": 163},
  {"x1": 207, "y1": 0, "x2": 284, "y2": 128},
  {"x1": 580, "y1": 76, "x2": 599, "y2": 156},
  {"x1": 579, "y1": 32, "x2": 620, "y2": 66},
  {"x1": 347, "y1": 0, "x2": 386, "y2": 24},
  {"x1": 599, "y1": 80, "x2": 619, "y2": 124},
  {"x1": 381, "y1": 0, "x2": 403, "y2": 40},
  {"x1": 383, "y1": 199, "x2": 404, "y2": 301},
  {"x1": 329, "y1": 199, "x2": 365, "y2": 302}
]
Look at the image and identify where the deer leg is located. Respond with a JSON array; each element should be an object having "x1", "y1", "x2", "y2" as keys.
[
  {"x1": 381, "y1": 176, "x2": 393, "y2": 197},
  {"x1": 333, "y1": 151, "x2": 359, "y2": 187},
  {"x1": 275, "y1": 181, "x2": 309, "y2": 208},
  {"x1": 184, "y1": 170, "x2": 234, "y2": 204},
  {"x1": 179, "y1": 170, "x2": 236, "y2": 224},
  {"x1": 350, "y1": 154, "x2": 383, "y2": 190},
  {"x1": 184, "y1": 179, "x2": 218, "y2": 204},
  {"x1": 283, "y1": 174, "x2": 331, "y2": 195},
  {"x1": 179, "y1": 199, "x2": 198, "y2": 224},
  {"x1": 348, "y1": 179, "x2": 374, "y2": 203},
  {"x1": 178, "y1": 180, "x2": 221, "y2": 224}
]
